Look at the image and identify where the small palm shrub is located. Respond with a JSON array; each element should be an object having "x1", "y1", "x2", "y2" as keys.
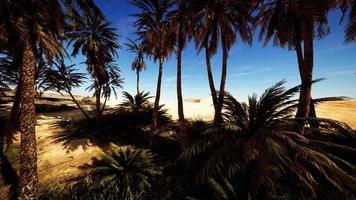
[
  {"x1": 83, "y1": 146, "x2": 162, "y2": 199},
  {"x1": 39, "y1": 146, "x2": 162, "y2": 200},
  {"x1": 182, "y1": 81, "x2": 356, "y2": 199}
]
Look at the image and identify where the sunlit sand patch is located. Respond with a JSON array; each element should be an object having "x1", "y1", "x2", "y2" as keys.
[{"x1": 35, "y1": 115, "x2": 105, "y2": 186}]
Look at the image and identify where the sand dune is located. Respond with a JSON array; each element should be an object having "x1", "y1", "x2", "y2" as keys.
[{"x1": 166, "y1": 98, "x2": 356, "y2": 129}]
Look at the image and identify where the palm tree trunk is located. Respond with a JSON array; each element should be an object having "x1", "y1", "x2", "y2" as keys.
[
  {"x1": 177, "y1": 30, "x2": 187, "y2": 148},
  {"x1": 67, "y1": 88, "x2": 91, "y2": 120},
  {"x1": 151, "y1": 56, "x2": 164, "y2": 132},
  {"x1": 136, "y1": 69, "x2": 140, "y2": 95},
  {"x1": 296, "y1": 23, "x2": 314, "y2": 118},
  {"x1": 18, "y1": 39, "x2": 38, "y2": 200},
  {"x1": 95, "y1": 77, "x2": 101, "y2": 124},
  {"x1": 215, "y1": 38, "x2": 228, "y2": 124},
  {"x1": 205, "y1": 42, "x2": 218, "y2": 113}
]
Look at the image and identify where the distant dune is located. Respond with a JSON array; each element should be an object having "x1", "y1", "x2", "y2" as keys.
[
  {"x1": 166, "y1": 98, "x2": 356, "y2": 129},
  {"x1": 316, "y1": 101, "x2": 356, "y2": 129},
  {"x1": 1, "y1": 89, "x2": 355, "y2": 129}
]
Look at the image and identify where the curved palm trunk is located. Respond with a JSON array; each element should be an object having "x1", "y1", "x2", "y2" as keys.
[
  {"x1": 296, "y1": 23, "x2": 313, "y2": 118},
  {"x1": 215, "y1": 39, "x2": 228, "y2": 124},
  {"x1": 18, "y1": 40, "x2": 38, "y2": 199},
  {"x1": 177, "y1": 30, "x2": 187, "y2": 148},
  {"x1": 136, "y1": 69, "x2": 140, "y2": 95},
  {"x1": 205, "y1": 42, "x2": 218, "y2": 113},
  {"x1": 67, "y1": 88, "x2": 91, "y2": 120},
  {"x1": 150, "y1": 56, "x2": 164, "y2": 132}
]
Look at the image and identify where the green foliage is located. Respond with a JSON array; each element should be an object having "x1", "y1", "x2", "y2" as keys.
[
  {"x1": 86, "y1": 147, "x2": 162, "y2": 199},
  {"x1": 182, "y1": 81, "x2": 356, "y2": 199},
  {"x1": 41, "y1": 60, "x2": 87, "y2": 95},
  {"x1": 125, "y1": 39, "x2": 146, "y2": 72},
  {"x1": 207, "y1": 178, "x2": 237, "y2": 200},
  {"x1": 119, "y1": 91, "x2": 152, "y2": 112},
  {"x1": 39, "y1": 147, "x2": 162, "y2": 200}
]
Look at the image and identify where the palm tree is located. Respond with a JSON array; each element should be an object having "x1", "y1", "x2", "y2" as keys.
[
  {"x1": 0, "y1": 1, "x2": 66, "y2": 198},
  {"x1": 83, "y1": 146, "x2": 162, "y2": 199},
  {"x1": 0, "y1": 0, "x2": 102, "y2": 198},
  {"x1": 191, "y1": 0, "x2": 253, "y2": 124},
  {"x1": 125, "y1": 39, "x2": 146, "y2": 95},
  {"x1": 42, "y1": 60, "x2": 91, "y2": 120},
  {"x1": 182, "y1": 81, "x2": 356, "y2": 199},
  {"x1": 86, "y1": 60, "x2": 124, "y2": 114},
  {"x1": 343, "y1": 0, "x2": 356, "y2": 42},
  {"x1": 168, "y1": 0, "x2": 194, "y2": 147},
  {"x1": 120, "y1": 91, "x2": 152, "y2": 112},
  {"x1": 130, "y1": 0, "x2": 175, "y2": 132},
  {"x1": 68, "y1": 13, "x2": 120, "y2": 123},
  {"x1": 258, "y1": 0, "x2": 336, "y2": 119}
]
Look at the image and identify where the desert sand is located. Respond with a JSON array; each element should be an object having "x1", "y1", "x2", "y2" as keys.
[{"x1": 166, "y1": 98, "x2": 356, "y2": 129}]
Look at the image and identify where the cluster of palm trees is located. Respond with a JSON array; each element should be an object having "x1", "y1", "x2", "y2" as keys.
[
  {"x1": 127, "y1": 0, "x2": 355, "y2": 147},
  {"x1": 0, "y1": 0, "x2": 355, "y2": 199}
]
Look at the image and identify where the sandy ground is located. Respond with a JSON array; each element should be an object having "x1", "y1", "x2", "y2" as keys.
[{"x1": 35, "y1": 113, "x2": 104, "y2": 186}]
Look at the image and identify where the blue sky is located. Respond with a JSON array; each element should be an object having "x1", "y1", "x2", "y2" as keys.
[{"x1": 69, "y1": 0, "x2": 356, "y2": 103}]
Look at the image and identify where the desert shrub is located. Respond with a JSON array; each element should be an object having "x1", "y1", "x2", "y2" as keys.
[{"x1": 39, "y1": 146, "x2": 162, "y2": 200}]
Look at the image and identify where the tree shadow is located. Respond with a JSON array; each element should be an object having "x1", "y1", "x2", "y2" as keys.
[{"x1": 50, "y1": 110, "x2": 181, "y2": 159}]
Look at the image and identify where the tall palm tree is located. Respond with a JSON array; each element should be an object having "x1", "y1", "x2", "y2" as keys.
[
  {"x1": 0, "y1": 1, "x2": 66, "y2": 198},
  {"x1": 168, "y1": 0, "x2": 193, "y2": 147},
  {"x1": 126, "y1": 39, "x2": 146, "y2": 95},
  {"x1": 0, "y1": 0, "x2": 102, "y2": 198},
  {"x1": 130, "y1": 0, "x2": 175, "y2": 132},
  {"x1": 182, "y1": 81, "x2": 356, "y2": 199},
  {"x1": 68, "y1": 13, "x2": 119, "y2": 123},
  {"x1": 191, "y1": 0, "x2": 253, "y2": 124},
  {"x1": 86, "y1": 59, "x2": 124, "y2": 114},
  {"x1": 258, "y1": 0, "x2": 336, "y2": 119}
]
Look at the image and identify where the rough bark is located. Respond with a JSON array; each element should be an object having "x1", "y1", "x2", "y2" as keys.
[
  {"x1": 296, "y1": 23, "x2": 314, "y2": 118},
  {"x1": 151, "y1": 57, "x2": 164, "y2": 132},
  {"x1": 95, "y1": 77, "x2": 101, "y2": 124},
  {"x1": 205, "y1": 42, "x2": 218, "y2": 113},
  {"x1": 177, "y1": 29, "x2": 187, "y2": 148},
  {"x1": 136, "y1": 69, "x2": 140, "y2": 95},
  {"x1": 18, "y1": 40, "x2": 38, "y2": 200},
  {"x1": 215, "y1": 38, "x2": 228, "y2": 124}
]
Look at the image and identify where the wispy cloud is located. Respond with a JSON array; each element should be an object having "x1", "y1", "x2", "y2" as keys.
[
  {"x1": 316, "y1": 45, "x2": 350, "y2": 54},
  {"x1": 164, "y1": 75, "x2": 190, "y2": 83},
  {"x1": 231, "y1": 66, "x2": 273, "y2": 77}
]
